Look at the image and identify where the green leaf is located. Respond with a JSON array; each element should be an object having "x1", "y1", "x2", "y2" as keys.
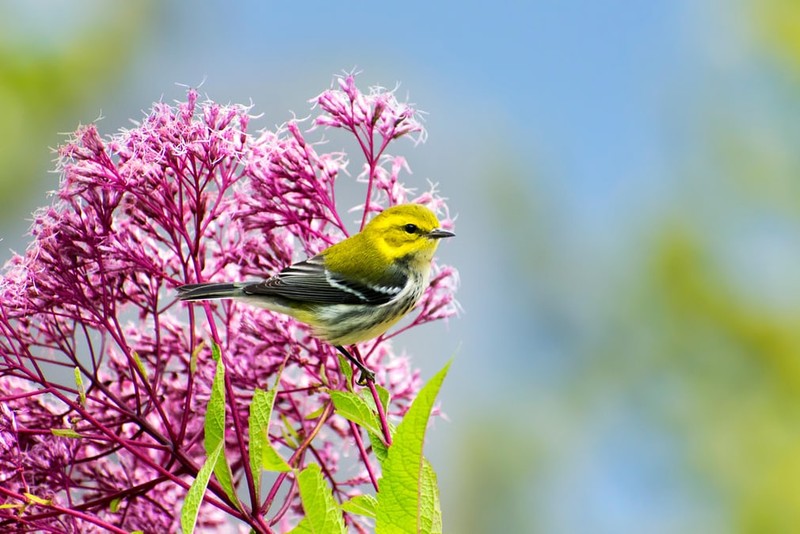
[
  {"x1": 248, "y1": 388, "x2": 272, "y2": 483},
  {"x1": 24, "y1": 492, "x2": 51, "y2": 505},
  {"x1": 203, "y1": 348, "x2": 238, "y2": 507},
  {"x1": 375, "y1": 360, "x2": 451, "y2": 534},
  {"x1": 190, "y1": 341, "x2": 204, "y2": 376},
  {"x1": 51, "y1": 428, "x2": 81, "y2": 439},
  {"x1": 287, "y1": 518, "x2": 312, "y2": 533},
  {"x1": 375, "y1": 384, "x2": 390, "y2": 413},
  {"x1": 368, "y1": 430, "x2": 389, "y2": 468},
  {"x1": 419, "y1": 458, "x2": 442, "y2": 533},
  {"x1": 359, "y1": 384, "x2": 390, "y2": 414},
  {"x1": 336, "y1": 353, "x2": 354, "y2": 390},
  {"x1": 263, "y1": 442, "x2": 292, "y2": 472},
  {"x1": 341, "y1": 494, "x2": 378, "y2": 519},
  {"x1": 131, "y1": 350, "x2": 148, "y2": 381},
  {"x1": 181, "y1": 441, "x2": 223, "y2": 534},
  {"x1": 109, "y1": 497, "x2": 121, "y2": 513},
  {"x1": 281, "y1": 413, "x2": 300, "y2": 449},
  {"x1": 74, "y1": 367, "x2": 85, "y2": 406},
  {"x1": 304, "y1": 405, "x2": 326, "y2": 420},
  {"x1": 249, "y1": 388, "x2": 291, "y2": 479},
  {"x1": 297, "y1": 463, "x2": 346, "y2": 534},
  {"x1": 329, "y1": 390, "x2": 381, "y2": 436}
]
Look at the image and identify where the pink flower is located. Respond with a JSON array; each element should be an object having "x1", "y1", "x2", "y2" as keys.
[{"x1": 0, "y1": 74, "x2": 457, "y2": 532}]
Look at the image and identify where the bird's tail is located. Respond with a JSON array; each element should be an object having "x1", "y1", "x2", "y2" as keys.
[{"x1": 176, "y1": 282, "x2": 245, "y2": 301}]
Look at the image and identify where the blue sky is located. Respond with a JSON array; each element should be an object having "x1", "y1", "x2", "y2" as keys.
[{"x1": 5, "y1": 0, "x2": 694, "y2": 244}]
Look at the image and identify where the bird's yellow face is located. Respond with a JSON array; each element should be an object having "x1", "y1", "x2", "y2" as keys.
[{"x1": 364, "y1": 204, "x2": 454, "y2": 265}]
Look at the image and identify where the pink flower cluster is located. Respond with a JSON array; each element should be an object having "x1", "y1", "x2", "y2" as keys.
[{"x1": 0, "y1": 75, "x2": 457, "y2": 533}]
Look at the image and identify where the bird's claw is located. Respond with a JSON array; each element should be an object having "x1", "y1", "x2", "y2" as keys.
[{"x1": 356, "y1": 369, "x2": 376, "y2": 385}]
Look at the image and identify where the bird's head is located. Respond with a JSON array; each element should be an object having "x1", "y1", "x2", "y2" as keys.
[{"x1": 363, "y1": 204, "x2": 455, "y2": 265}]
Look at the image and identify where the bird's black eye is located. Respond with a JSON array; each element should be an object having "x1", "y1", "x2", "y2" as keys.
[{"x1": 404, "y1": 224, "x2": 418, "y2": 234}]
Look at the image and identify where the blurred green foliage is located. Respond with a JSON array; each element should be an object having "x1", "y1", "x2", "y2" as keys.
[
  {"x1": 670, "y1": 3, "x2": 800, "y2": 528},
  {"x1": 0, "y1": 3, "x2": 152, "y2": 223},
  {"x1": 757, "y1": 0, "x2": 800, "y2": 77},
  {"x1": 453, "y1": 2, "x2": 800, "y2": 531},
  {"x1": 643, "y1": 230, "x2": 800, "y2": 532}
]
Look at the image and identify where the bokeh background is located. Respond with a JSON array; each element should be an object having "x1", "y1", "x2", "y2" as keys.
[{"x1": 3, "y1": 1, "x2": 800, "y2": 532}]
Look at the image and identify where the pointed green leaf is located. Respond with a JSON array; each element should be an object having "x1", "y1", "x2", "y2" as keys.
[
  {"x1": 368, "y1": 430, "x2": 389, "y2": 468},
  {"x1": 341, "y1": 494, "x2": 378, "y2": 519},
  {"x1": 359, "y1": 384, "x2": 390, "y2": 414},
  {"x1": 281, "y1": 413, "x2": 300, "y2": 449},
  {"x1": 329, "y1": 390, "x2": 381, "y2": 436},
  {"x1": 74, "y1": 367, "x2": 85, "y2": 406},
  {"x1": 131, "y1": 350, "x2": 148, "y2": 381},
  {"x1": 24, "y1": 492, "x2": 51, "y2": 505},
  {"x1": 109, "y1": 497, "x2": 121, "y2": 513},
  {"x1": 51, "y1": 428, "x2": 81, "y2": 439},
  {"x1": 249, "y1": 388, "x2": 272, "y2": 481},
  {"x1": 263, "y1": 442, "x2": 292, "y2": 472},
  {"x1": 249, "y1": 387, "x2": 291, "y2": 474},
  {"x1": 204, "y1": 348, "x2": 238, "y2": 507},
  {"x1": 287, "y1": 518, "x2": 312, "y2": 533},
  {"x1": 181, "y1": 441, "x2": 223, "y2": 534},
  {"x1": 297, "y1": 463, "x2": 346, "y2": 534},
  {"x1": 375, "y1": 384, "x2": 390, "y2": 413},
  {"x1": 336, "y1": 353, "x2": 354, "y2": 390},
  {"x1": 305, "y1": 405, "x2": 326, "y2": 420},
  {"x1": 419, "y1": 458, "x2": 442, "y2": 533},
  {"x1": 375, "y1": 360, "x2": 451, "y2": 534},
  {"x1": 190, "y1": 341, "x2": 205, "y2": 376},
  {"x1": 368, "y1": 420, "x2": 398, "y2": 470}
]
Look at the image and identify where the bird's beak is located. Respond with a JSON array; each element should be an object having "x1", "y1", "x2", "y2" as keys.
[{"x1": 427, "y1": 228, "x2": 455, "y2": 239}]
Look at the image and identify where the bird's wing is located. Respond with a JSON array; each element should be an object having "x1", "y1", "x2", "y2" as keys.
[{"x1": 242, "y1": 255, "x2": 408, "y2": 305}]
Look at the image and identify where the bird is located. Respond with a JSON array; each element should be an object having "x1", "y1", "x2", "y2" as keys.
[{"x1": 177, "y1": 203, "x2": 454, "y2": 382}]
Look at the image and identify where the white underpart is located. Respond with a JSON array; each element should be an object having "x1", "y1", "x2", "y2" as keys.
[{"x1": 312, "y1": 267, "x2": 430, "y2": 345}]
